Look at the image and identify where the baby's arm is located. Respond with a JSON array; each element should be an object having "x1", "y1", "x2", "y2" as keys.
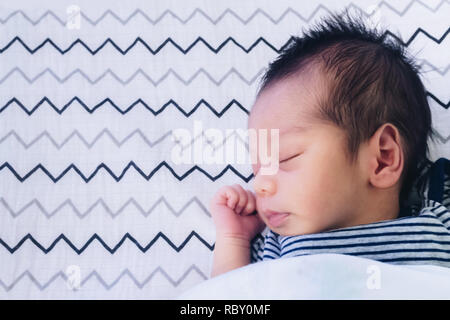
[{"x1": 209, "y1": 184, "x2": 265, "y2": 278}]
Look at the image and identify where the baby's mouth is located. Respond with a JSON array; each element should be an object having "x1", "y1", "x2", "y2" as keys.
[{"x1": 264, "y1": 210, "x2": 290, "y2": 228}]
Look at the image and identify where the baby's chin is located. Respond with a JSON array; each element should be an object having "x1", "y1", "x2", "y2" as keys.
[{"x1": 270, "y1": 221, "x2": 329, "y2": 237}]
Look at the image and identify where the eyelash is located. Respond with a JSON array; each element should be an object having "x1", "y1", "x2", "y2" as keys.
[{"x1": 280, "y1": 153, "x2": 301, "y2": 163}]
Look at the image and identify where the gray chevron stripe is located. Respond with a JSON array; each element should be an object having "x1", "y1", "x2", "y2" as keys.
[
  {"x1": 1, "y1": 1, "x2": 448, "y2": 26},
  {"x1": 0, "y1": 270, "x2": 64, "y2": 291},
  {"x1": 1, "y1": 120, "x2": 447, "y2": 151},
  {"x1": 0, "y1": 67, "x2": 265, "y2": 86},
  {"x1": 1, "y1": 65, "x2": 447, "y2": 87},
  {"x1": 0, "y1": 265, "x2": 207, "y2": 291},
  {"x1": 0, "y1": 128, "x2": 250, "y2": 152},
  {"x1": 433, "y1": 130, "x2": 450, "y2": 144},
  {"x1": 177, "y1": 130, "x2": 250, "y2": 154},
  {"x1": 0, "y1": 10, "x2": 66, "y2": 25},
  {"x1": 0, "y1": 196, "x2": 211, "y2": 219},
  {"x1": 351, "y1": 0, "x2": 450, "y2": 17},
  {"x1": 0, "y1": 129, "x2": 172, "y2": 150},
  {"x1": 417, "y1": 60, "x2": 450, "y2": 76}
]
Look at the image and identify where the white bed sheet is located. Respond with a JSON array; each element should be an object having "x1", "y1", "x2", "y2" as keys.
[{"x1": 176, "y1": 254, "x2": 450, "y2": 299}]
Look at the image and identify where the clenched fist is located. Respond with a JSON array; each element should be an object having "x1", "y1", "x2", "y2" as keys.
[{"x1": 209, "y1": 184, "x2": 266, "y2": 242}]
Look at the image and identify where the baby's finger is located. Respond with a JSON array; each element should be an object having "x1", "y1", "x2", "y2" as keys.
[
  {"x1": 212, "y1": 185, "x2": 239, "y2": 210},
  {"x1": 232, "y1": 184, "x2": 248, "y2": 215},
  {"x1": 224, "y1": 186, "x2": 240, "y2": 210},
  {"x1": 241, "y1": 190, "x2": 256, "y2": 216}
]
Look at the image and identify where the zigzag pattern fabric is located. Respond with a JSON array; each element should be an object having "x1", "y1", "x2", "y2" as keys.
[{"x1": 0, "y1": 0, "x2": 449, "y2": 299}]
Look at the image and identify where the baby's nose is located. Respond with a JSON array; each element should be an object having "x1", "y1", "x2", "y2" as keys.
[{"x1": 253, "y1": 174, "x2": 276, "y2": 197}]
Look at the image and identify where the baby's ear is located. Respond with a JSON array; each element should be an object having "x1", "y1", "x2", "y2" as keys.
[{"x1": 367, "y1": 123, "x2": 404, "y2": 189}]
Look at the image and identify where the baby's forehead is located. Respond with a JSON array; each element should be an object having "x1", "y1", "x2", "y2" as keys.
[
  {"x1": 248, "y1": 97, "x2": 322, "y2": 134},
  {"x1": 249, "y1": 70, "x2": 328, "y2": 129}
]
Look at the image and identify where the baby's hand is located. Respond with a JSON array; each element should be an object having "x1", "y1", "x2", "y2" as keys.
[{"x1": 209, "y1": 184, "x2": 265, "y2": 242}]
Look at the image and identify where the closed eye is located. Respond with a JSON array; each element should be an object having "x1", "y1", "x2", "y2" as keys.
[{"x1": 280, "y1": 153, "x2": 301, "y2": 163}]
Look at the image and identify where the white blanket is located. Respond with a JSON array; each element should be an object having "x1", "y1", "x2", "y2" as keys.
[{"x1": 176, "y1": 254, "x2": 450, "y2": 299}]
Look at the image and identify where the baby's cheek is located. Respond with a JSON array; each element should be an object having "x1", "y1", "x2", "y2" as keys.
[{"x1": 293, "y1": 189, "x2": 328, "y2": 221}]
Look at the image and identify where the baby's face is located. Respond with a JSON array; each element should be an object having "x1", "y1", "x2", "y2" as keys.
[{"x1": 248, "y1": 74, "x2": 367, "y2": 236}]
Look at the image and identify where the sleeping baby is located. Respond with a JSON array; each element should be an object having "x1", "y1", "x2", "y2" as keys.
[{"x1": 209, "y1": 9, "x2": 450, "y2": 278}]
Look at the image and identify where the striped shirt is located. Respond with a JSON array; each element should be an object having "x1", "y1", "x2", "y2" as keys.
[{"x1": 250, "y1": 157, "x2": 450, "y2": 268}]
